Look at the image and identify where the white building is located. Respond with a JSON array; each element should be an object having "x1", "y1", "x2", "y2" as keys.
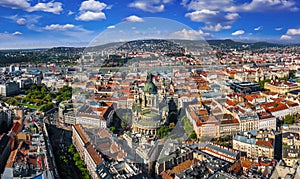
[
  {"x1": 76, "y1": 104, "x2": 114, "y2": 128},
  {"x1": 0, "y1": 81, "x2": 20, "y2": 97},
  {"x1": 257, "y1": 112, "x2": 277, "y2": 130}
]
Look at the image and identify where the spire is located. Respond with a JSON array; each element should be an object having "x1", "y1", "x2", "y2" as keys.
[{"x1": 146, "y1": 72, "x2": 152, "y2": 83}]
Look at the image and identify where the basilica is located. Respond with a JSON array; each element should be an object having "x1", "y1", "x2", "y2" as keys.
[{"x1": 131, "y1": 72, "x2": 175, "y2": 136}]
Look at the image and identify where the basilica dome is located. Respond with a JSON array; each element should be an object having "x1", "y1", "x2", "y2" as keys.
[
  {"x1": 143, "y1": 72, "x2": 157, "y2": 94},
  {"x1": 143, "y1": 81, "x2": 157, "y2": 94}
]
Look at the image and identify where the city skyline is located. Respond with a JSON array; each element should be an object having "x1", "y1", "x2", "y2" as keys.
[{"x1": 1, "y1": 0, "x2": 300, "y2": 49}]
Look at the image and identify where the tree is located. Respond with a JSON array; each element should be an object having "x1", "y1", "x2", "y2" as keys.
[
  {"x1": 6, "y1": 98, "x2": 18, "y2": 106},
  {"x1": 169, "y1": 122, "x2": 175, "y2": 128},
  {"x1": 157, "y1": 126, "x2": 171, "y2": 138},
  {"x1": 41, "y1": 86, "x2": 47, "y2": 94},
  {"x1": 75, "y1": 160, "x2": 83, "y2": 166},
  {"x1": 40, "y1": 103, "x2": 53, "y2": 112},
  {"x1": 189, "y1": 131, "x2": 197, "y2": 140},
  {"x1": 283, "y1": 114, "x2": 295, "y2": 124},
  {"x1": 121, "y1": 122, "x2": 127, "y2": 130},
  {"x1": 110, "y1": 126, "x2": 116, "y2": 133},
  {"x1": 68, "y1": 144, "x2": 75, "y2": 154},
  {"x1": 30, "y1": 84, "x2": 37, "y2": 90},
  {"x1": 73, "y1": 153, "x2": 80, "y2": 161}
]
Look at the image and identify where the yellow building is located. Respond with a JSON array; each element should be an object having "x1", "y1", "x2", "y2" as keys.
[
  {"x1": 72, "y1": 125, "x2": 104, "y2": 179},
  {"x1": 264, "y1": 82, "x2": 300, "y2": 94},
  {"x1": 282, "y1": 125, "x2": 300, "y2": 167},
  {"x1": 233, "y1": 129, "x2": 275, "y2": 159}
]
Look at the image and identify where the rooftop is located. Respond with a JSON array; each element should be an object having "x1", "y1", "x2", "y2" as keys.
[
  {"x1": 73, "y1": 125, "x2": 90, "y2": 144},
  {"x1": 86, "y1": 144, "x2": 103, "y2": 165}
]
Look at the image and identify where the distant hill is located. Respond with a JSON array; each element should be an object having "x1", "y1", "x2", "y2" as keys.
[
  {"x1": 206, "y1": 39, "x2": 283, "y2": 49},
  {"x1": 116, "y1": 39, "x2": 185, "y2": 53},
  {"x1": 207, "y1": 39, "x2": 243, "y2": 47},
  {"x1": 84, "y1": 42, "x2": 124, "y2": 52},
  {"x1": 45, "y1": 39, "x2": 291, "y2": 54},
  {"x1": 47, "y1": 47, "x2": 84, "y2": 54}
]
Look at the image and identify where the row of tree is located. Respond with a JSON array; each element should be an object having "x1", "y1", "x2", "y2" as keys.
[{"x1": 68, "y1": 144, "x2": 90, "y2": 179}]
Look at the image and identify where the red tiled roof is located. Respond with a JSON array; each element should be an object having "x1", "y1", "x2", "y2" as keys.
[
  {"x1": 167, "y1": 160, "x2": 193, "y2": 175},
  {"x1": 74, "y1": 125, "x2": 90, "y2": 144},
  {"x1": 255, "y1": 160, "x2": 275, "y2": 167},
  {"x1": 11, "y1": 121, "x2": 22, "y2": 135},
  {"x1": 110, "y1": 141, "x2": 120, "y2": 154},
  {"x1": 286, "y1": 100, "x2": 299, "y2": 107},
  {"x1": 267, "y1": 105, "x2": 288, "y2": 112},
  {"x1": 97, "y1": 142, "x2": 110, "y2": 150},
  {"x1": 244, "y1": 95, "x2": 253, "y2": 101},
  {"x1": 5, "y1": 143, "x2": 20, "y2": 168},
  {"x1": 86, "y1": 144, "x2": 103, "y2": 165},
  {"x1": 241, "y1": 158, "x2": 253, "y2": 170},
  {"x1": 256, "y1": 140, "x2": 273, "y2": 148},
  {"x1": 260, "y1": 102, "x2": 288, "y2": 112},
  {"x1": 220, "y1": 119, "x2": 239, "y2": 124},
  {"x1": 160, "y1": 171, "x2": 173, "y2": 179},
  {"x1": 197, "y1": 109, "x2": 208, "y2": 116},
  {"x1": 258, "y1": 112, "x2": 275, "y2": 120},
  {"x1": 117, "y1": 150, "x2": 126, "y2": 160},
  {"x1": 226, "y1": 99, "x2": 235, "y2": 106},
  {"x1": 227, "y1": 71, "x2": 237, "y2": 75},
  {"x1": 98, "y1": 128, "x2": 111, "y2": 138}
]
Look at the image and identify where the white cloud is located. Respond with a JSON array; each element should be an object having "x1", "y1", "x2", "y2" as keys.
[
  {"x1": 290, "y1": 7, "x2": 299, "y2": 12},
  {"x1": 172, "y1": 28, "x2": 211, "y2": 40},
  {"x1": 62, "y1": 27, "x2": 93, "y2": 38},
  {"x1": 28, "y1": 2, "x2": 63, "y2": 14},
  {"x1": 12, "y1": 31, "x2": 22, "y2": 35},
  {"x1": 279, "y1": 28, "x2": 300, "y2": 41},
  {"x1": 68, "y1": 11, "x2": 75, "y2": 15},
  {"x1": 163, "y1": 0, "x2": 172, "y2": 3},
  {"x1": 106, "y1": 5, "x2": 113, "y2": 10},
  {"x1": 202, "y1": 23, "x2": 231, "y2": 32},
  {"x1": 6, "y1": 15, "x2": 42, "y2": 31},
  {"x1": 44, "y1": 24, "x2": 75, "y2": 31},
  {"x1": 225, "y1": 13, "x2": 239, "y2": 21},
  {"x1": 129, "y1": 0, "x2": 171, "y2": 13},
  {"x1": 123, "y1": 15, "x2": 144, "y2": 22},
  {"x1": 275, "y1": 27, "x2": 282, "y2": 31},
  {"x1": 280, "y1": 35, "x2": 292, "y2": 40},
  {"x1": 254, "y1": 26, "x2": 263, "y2": 31},
  {"x1": 0, "y1": 31, "x2": 22, "y2": 40},
  {"x1": 76, "y1": 11, "x2": 106, "y2": 21},
  {"x1": 107, "y1": 25, "x2": 115, "y2": 29},
  {"x1": 16, "y1": 18, "x2": 26, "y2": 25},
  {"x1": 76, "y1": 0, "x2": 107, "y2": 21},
  {"x1": 286, "y1": 28, "x2": 300, "y2": 35},
  {"x1": 0, "y1": 0, "x2": 63, "y2": 14},
  {"x1": 182, "y1": 0, "x2": 231, "y2": 11},
  {"x1": 0, "y1": 0, "x2": 30, "y2": 10},
  {"x1": 79, "y1": 0, "x2": 106, "y2": 11},
  {"x1": 232, "y1": 30, "x2": 245, "y2": 36},
  {"x1": 185, "y1": 10, "x2": 239, "y2": 24},
  {"x1": 43, "y1": 24, "x2": 93, "y2": 38},
  {"x1": 182, "y1": 0, "x2": 298, "y2": 27},
  {"x1": 185, "y1": 9, "x2": 218, "y2": 22},
  {"x1": 184, "y1": 0, "x2": 298, "y2": 13},
  {"x1": 225, "y1": 0, "x2": 298, "y2": 12}
]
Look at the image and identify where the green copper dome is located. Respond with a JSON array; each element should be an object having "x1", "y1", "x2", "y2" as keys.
[
  {"x1": 143, "y1": 72, "x2": 157, "y2": 94},
  {"x1": 143, "y1": 82, "x2": 157, "y2": 94}
]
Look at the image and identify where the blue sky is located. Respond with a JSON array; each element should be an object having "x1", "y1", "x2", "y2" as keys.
[{"x1": 1, "y1": 0, "x2": 300, "y2": 49}]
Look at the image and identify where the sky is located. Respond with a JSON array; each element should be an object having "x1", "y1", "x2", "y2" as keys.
[{"x1": 1, "y1": 0, "x2": 300, "y2": 49}]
